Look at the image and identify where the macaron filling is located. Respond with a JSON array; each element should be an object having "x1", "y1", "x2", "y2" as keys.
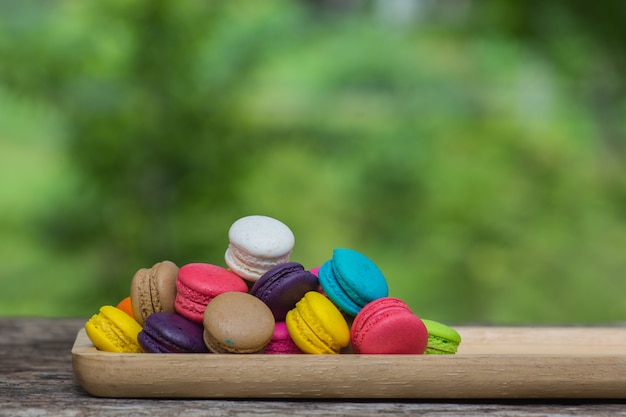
[
  {"x1": 422, "y1": 319, "x2": 461, "y2": 354},
  {"x1": 318, "y1": 261, "x2": 362, "y2": 316},
  {"x1": 286, "y1": 292, "x2": 350, "y2": 354},
  {"x1": 85, "y1": 306, "x2": 143, "y2": 353},
  {"x1": 139, "y1": 313, "x2": 208, "y2": 354},
  {"x1": 286, "y1": 308, "x2": 335, "y2": 354},
  {"x1": 318, "y1": 249, "x2": 389, "y2": 317},
  {"x1": 139, "y1": 330, "x2": 185, "y2": 353},
  {"x1": 175, "y1": 279, "x2": 219, "y2": 307},
  {"x1": 251, "y1": 262, "x2": 319, "y2": 320},
  {"x1": 333, "y1": 261, "x2": 372, "y2": 308},
  {"x1": 424, "y1": 335, "x2": 459, "y2": 354},
  {"x1": 148, "y1": 269, "x2": 163, "y2": 312},
  {"x1": 133, "y1": 269, "x2": 154, "y2": 323},
  {"x1": 225, "y1": 244, "x2": 291, "y2": 280},
  {"x1": 88, "y1": 315, "x2": 135, "y2": 351},
  {"x1": 131, "y1": 261, "x2": 179, "y2": 325}
]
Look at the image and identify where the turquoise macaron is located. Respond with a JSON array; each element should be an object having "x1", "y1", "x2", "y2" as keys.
[{"x1": 318, "y1": 248, "x2": 389, "y2": 316}]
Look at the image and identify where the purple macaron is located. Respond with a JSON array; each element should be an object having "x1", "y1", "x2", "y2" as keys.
[
  {"x1": 251, "y1": 262, "x2": 319, "y2": 321},
  {"x1": 138, "y1": 312, "x2": 208, "y2": 353}
]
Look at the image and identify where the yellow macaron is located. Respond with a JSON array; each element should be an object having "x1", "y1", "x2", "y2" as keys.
[
  {"x1": 286, "y1": 291, "x2": 350, "y2": 354},
  {"x1": 85, "y1": 305, "x2": 143, "y2": 353}
]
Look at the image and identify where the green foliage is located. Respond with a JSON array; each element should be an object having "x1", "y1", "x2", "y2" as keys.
[{"x1": 1, "y1": 0, "x2": 626, "y2": 323}]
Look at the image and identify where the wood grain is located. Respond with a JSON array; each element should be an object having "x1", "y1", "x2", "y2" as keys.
[
  {"x1": 4, "y1": 318, "x2": 626, "y2": 416},
  {"x1": 72, "y1": 326, "x2": 626, "y2": 399}
]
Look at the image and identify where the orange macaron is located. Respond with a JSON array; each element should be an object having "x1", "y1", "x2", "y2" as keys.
[{"x1": 116, "y1": 296, "x2": 135, "y2": 320}]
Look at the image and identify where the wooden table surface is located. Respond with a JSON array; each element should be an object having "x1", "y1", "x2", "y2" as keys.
[{"x1": 2, "y1": 317, "x2": 626, "y2": 416}]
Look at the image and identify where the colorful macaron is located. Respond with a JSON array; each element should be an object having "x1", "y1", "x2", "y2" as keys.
[
  {"x1": 115, "y1": 296, "x2": 135, "y2": 320},
  {"x1": 350, "y1": 297, "x2": 428, "y2": 354},
  {"x1": 286, "y1": 291, "x2": 350, "y2": 354},
  {"x1": 224, "y1": 215, "x2": 295, "y2": 281},
  {"x1": 203, "y1": 292, "x2": 275, "y2": 354},
  {"x1": 422, "y1": 319, "x2": 462, "y2": 354},
  {"x1": 138, "y1": 312, "x2": 208, "y2": 353},
  {"x1": 85, "y1": 305, "x2": 143, "y2": 353},
  {"x1": 251, "y1": 262, "x2": 319, "y2": 321},
  {"x1": 130, "y1": 260, "x2": 179, "y2": 325},
  {"x1": 318, "y1": 248, "x2": 388, "y2": 316},
  {"x1": 174, "y1": 263, "x2": 248, "y2": 324},
  {"x1": 265, "y1": 321, "x2": 302, "y2": 354}
]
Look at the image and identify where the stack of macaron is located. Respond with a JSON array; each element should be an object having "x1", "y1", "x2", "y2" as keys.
[{"x1": 85, "y1": 215, "x2": 461, "y2": 355}]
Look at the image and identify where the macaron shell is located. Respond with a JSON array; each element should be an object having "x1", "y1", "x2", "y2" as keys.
[
  {"x1": 286, "y1": 306, "x2": 334, "y2": 354},
  {"x1": 202, "y1": 292, "x2": 275, "y2": 354},
  {"x1": 152, "y1": 261, "x2": 179, "y2": 312},
  {"x1": 350, "y1": 298, "x2": 428, "y2": 354},
  {"x1": 137, "y1": 332, "x2": 171, "y2": 353},
  {"x1": 130, "y1": 260, "x2": 179, "y2": 325},
  {"x1": 332, "y1": 248, "x2": 388, "y2": 309},
  {"x1": 265, "y1": 321, "x2": 302, "y2": 354},
  {"x1": 138, "y1": 312, "x2": 207, "y2": 353},
  {"x1": 225, "y1": 246, "x2": 287, "y2": 281},
  {"x1": 251, "y1": 262, "x2": 319, "y2": 320},
  {"x1": 174, "y1": 263, "x2": 248, "y2": 323},
  {"x1": 318, "y1": 260, "x2": 362, "y2": 316},
  {"x1": 286, "y1": 291, "x2": 350, "y2": 354},
  {"x1": 227, "y1": 215, "x2": 295, "y2": 258},
  {"x1": 422, "y1": 319, "x2": 461, "y2": 354},
  {"x1": 130, "y1": 268, "x2": 151, "y2": 324},
  {"x1": 85, "y1": 306, "x2": 143, "y2": 353},
  {"x1": 424, "y1": 335, "x2": 459, "y2": 354},
  {"x1": 173, "y1": 290, "x2": 207, "y2": 323},
  {"x1": 224, "y1": 215, "x2": 295, "y2": 281},
  {"x1": 115, "y1": 296, "x2": 135, "y2": 320}
]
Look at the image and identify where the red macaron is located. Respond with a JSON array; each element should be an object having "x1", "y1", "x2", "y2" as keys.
[
  {"x1": 174, "y1": 263, "x2": 248, "y2": 323},
  {"x1": 350, "y1": 297, "x2": 428, "y2": 354}
]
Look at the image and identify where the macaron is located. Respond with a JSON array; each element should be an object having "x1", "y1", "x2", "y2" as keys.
[
  {"x1": 202, "y1": 292, "x2": 275, "y2": 354},
  {"x1": 85, "y1": 305, "x2": 143, "y2": 353},
  {"x1": 286, "y1": 291, "x2": 350, "y2": 354},
  {"x1": 175, "y1": 263, "x2": 248, "y2": 324},
  {"x1": 115, "y1": 296, "x2": 135, "y2": 320},
  {"x1": 350, "y1": 297, "x2": 428, "y2": 354},
  {"x1": 250, "y1": 262, "x2": 319, "y2": 320},
  {"x1": 318, "y1": 248, "x2": 388, "y2": 316},
  {"x1": 265, "y1": 321, "x2": 302, "y2": 354},
  {"x1": 422, "y1": 319, "x2": 462, "y2": 354},
  {"x1": 224, "y1": 215, "x2": 295, "y2": 281},
  {"x1": 138, "y1": 312, "x2": 208, "y2": 353},
  {"x1": 130, "y1": 260, "x2": 179, "y2": 325}
]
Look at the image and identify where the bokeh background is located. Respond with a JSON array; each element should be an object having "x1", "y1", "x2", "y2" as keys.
[{"x1": 1, "y1": 0, "x2": 625, "y2": 324}]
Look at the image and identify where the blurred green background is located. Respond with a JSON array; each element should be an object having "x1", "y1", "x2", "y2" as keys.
[{"x1": 1, "y1": 0, "x2": 625, "y2": 324}]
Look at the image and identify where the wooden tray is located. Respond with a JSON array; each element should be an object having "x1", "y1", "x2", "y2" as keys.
[{"x1": 71, "y1": 326, "x2": 626, "y2": 399}]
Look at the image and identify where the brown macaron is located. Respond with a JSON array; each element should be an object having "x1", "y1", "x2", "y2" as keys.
[
  {"x1": 203, "y1": 292, "x2": 275, "y2": 354},
  {"x1": 130, "y1": 260, "x2": 179, "y2": 325}
]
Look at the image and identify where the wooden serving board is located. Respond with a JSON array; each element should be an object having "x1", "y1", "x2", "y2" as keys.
[{"x1": 71, "y1": 327, "x2": 626, "y2": 399}]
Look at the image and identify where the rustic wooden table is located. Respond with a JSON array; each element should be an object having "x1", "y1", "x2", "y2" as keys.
[{"x1": 2, "y1": 318, "x2": 626, "y2": 416}]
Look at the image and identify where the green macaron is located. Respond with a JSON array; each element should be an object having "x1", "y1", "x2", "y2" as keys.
[{"x1": 421, "y1": 319, "x2": 461, "y2": 354}]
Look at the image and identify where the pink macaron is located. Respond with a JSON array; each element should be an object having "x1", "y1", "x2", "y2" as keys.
[
  {"x1": 350, "y1": 297, "x2": 428, "y2": 354},
  {"x1": 265, "y1": 321, "x2": 302, "y2": 354},
  {"x1": 174, "y1": 263, "x2": 248, "y2": 323}
]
